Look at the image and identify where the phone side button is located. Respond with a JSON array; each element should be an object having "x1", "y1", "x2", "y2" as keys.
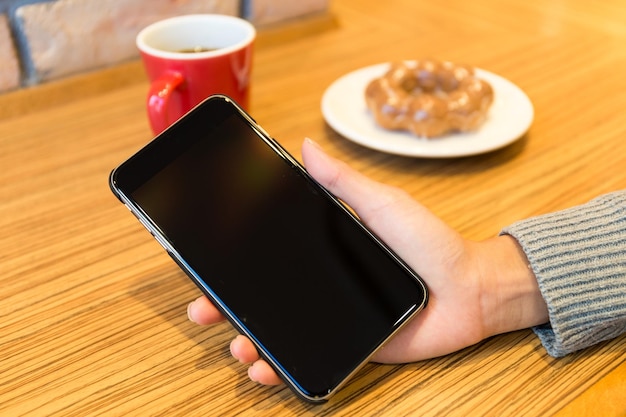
[{"x1": 152, "y1": 233, "x2": 169, "y2": 249}]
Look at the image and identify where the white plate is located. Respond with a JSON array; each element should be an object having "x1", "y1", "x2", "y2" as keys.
[{"x1": 321, "y1": 62, "x2": 534, "y2": 158}]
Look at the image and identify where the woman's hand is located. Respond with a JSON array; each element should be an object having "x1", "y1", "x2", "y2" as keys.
[{"x1": 187, "y1": 138, "x2": 549, "y2": 385}]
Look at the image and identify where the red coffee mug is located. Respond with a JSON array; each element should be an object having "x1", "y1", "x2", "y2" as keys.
[{"x1": 137, "y1": 14, "x2": 256, "y2": 134}]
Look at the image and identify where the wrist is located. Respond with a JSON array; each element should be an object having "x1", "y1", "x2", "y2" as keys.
[{"x1": 477, "y1": 235, "x2": 549, "y2": 338}]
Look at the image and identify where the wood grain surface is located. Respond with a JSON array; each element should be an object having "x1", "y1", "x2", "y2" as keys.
[{"x1": 1, "y1": 0, "x2": 625, "y2": 415}]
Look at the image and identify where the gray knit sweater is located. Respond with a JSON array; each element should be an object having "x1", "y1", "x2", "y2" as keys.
[{"x1": 501, "y1": 191, "x2": 626, "y2": 357}]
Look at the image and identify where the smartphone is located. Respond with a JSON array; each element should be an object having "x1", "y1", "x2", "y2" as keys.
[{"x1": 109, "y1": 95, "x2": 428, "y2": 402}]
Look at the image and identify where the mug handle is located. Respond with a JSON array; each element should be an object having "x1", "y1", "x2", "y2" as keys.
[{"x1": 146, "y1": 71, "x2": 185, "y2": 134}]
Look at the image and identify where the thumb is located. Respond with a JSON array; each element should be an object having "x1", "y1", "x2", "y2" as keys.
[
  {"x1": 301, "y1": 138, "x2": 462, "y2": 274},
  {"x1": 301, "y1": 138, "x2": 396, "y2": 220}
]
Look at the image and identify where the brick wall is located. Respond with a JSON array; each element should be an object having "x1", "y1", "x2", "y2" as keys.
[{"x1": 0, "y1": 0, "x2": 328, "y2": 93}]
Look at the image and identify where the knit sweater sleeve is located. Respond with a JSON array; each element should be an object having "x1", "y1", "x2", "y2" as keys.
[{"x1": 500, "y1": 191, "x2": 626, "y2": 357}]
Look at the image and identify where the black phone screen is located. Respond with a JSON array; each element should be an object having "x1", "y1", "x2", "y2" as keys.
[{"x1": 110, "y1": 96, "x2": 428, "y2": 401}]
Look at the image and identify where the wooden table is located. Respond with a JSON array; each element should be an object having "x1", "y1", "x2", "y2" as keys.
[{"x1": 2, "y1": 0, "x2": 625, "y2": 415}]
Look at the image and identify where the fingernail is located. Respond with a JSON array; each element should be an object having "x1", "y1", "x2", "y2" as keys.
[
  {"x1": 187, "y1": 301, "x2": 196, "y2": 323},
  {"x1": 304, "y1": 137, "x2": 321, "y2": 148},
  {"x1": 248, "y1": 364, "x2": 259, "y2": 382}
]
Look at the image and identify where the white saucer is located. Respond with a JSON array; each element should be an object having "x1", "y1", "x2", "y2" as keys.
[{"x1": 321, "y1": 62, "x2": 534, "y2": 158}]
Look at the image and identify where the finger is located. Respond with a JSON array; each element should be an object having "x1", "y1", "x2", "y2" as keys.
[
  {"x1": 301, "y1": 138, "x2": 422, "y2": 232},
  {"x1": 230, "y1": 335, "x2": 284, "y2": 385},
  {"x1": 248, "y1": 360, "x2": 283, "y2": 385},
  {"x1": 301, "y1": 138, "x2": 457, "y2": 269},
  {"x1": 301, "y1": 138, "x2": 394, "y2": 216},
  {"x1": 187, "y1": 295, "x2": 225, "y2": 325},
  {"x1": 230, "y1": 334, "x2": 260, "y2": 363}
]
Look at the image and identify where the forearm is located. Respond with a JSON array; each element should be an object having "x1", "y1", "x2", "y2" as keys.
[{"x1": 501, "y1": 191, "x2": 626, "y2": 357}]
